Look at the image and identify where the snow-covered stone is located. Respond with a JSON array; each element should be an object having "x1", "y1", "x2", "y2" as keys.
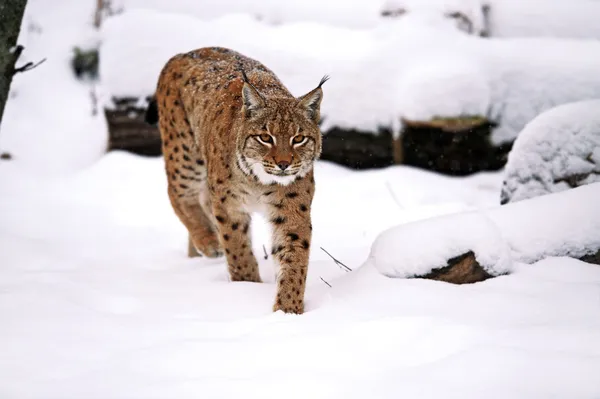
[{"x1": 501, "y1": 100, "x2": 600, "y2": 204}]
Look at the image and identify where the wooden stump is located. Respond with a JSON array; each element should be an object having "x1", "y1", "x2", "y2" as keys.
[
  {"x1": 397, "y1": 116, "x2": 512, "y2": 176},
  {"x1": 105, "y1": 97, "x2": 162, "y2": 156},
  {"x1": 580, "y1": 249, "x2": 600, "y2": 265},
  {"x1": 320, "y1": 126, "x2": 394, "y2": 169}
]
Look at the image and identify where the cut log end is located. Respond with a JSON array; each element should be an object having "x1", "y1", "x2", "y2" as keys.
[
  {"x1": 580, "y1": 249, "x2": 600, "y2": 265},
  {"x1": 419, "y1": 251, "x2": 493, "y2": 284},
  {"x1": 402, "y1": 115, "x2": 489, "y2": 133}
]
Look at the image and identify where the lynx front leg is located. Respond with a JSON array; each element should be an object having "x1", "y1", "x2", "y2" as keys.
[
  {"x1": 211, "y1": 202, "x2": 262, "y2": 283},
  {"x1": 267, "y1": 192, "x2": 313, "y2": 314}
]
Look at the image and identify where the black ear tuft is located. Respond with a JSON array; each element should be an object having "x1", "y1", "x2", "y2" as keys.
[
  {"x1": 145, "y1": 96, "x2": 159, "y2": 125},
  {"x1": 318, "y1": 74, "x2": 330, "y2": 88},
  {"x1": 241, "y1": 69, "x2": 250, "y2": 84},
  {"x1": 297, "y1": 75, "x2": 328, "y2": 123}
]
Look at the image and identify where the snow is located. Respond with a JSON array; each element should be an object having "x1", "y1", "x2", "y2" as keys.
[
  {"x1": 396, "y1": 57, "x2": 490, "y2": 121},
  {"x1": 371, "y1": 181, "x2": 600, "y2": 278},
  {"x1": 117, "y1": 0, "x2": 600, "y2": 41},
  {"x1": 487, "y1": 0, "x2": 600, "y2": 40},
  {"x1": 380, "y1": 0, "x2": 488, "y2": 35},
  {"x1": 116, "y1": 0, "x2": 383, "y2": 29},
  {"x1": 501, "y1": 99, "x2": 600, "y2": 203},
  {"x1": 2, "y1": 0, "x2": 600, "y2": 397}
]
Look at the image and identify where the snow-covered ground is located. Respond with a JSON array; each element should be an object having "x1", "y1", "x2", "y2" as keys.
[
  {"x1": 3, "y1": 154, "x2": 600, "y2": 398},
  {"x1": 1, "y1": 0, "x2": 600, "y2": 398}
]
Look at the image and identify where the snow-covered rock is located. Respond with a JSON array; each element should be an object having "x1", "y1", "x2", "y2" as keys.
[
  {"x1": 501, "y1": 100, "x2": 600, "y2": 204},
  {"x1": 370, "y1": 182, "x2": 600, "y2": 279}
]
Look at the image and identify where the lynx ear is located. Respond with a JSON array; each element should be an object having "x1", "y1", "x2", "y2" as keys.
[
  {"x1": 241, "y1": 70, "x2": 265, "y2": 117},
  {"x1": 298, "y1": 75, "x2": 329, "y2": 123}
]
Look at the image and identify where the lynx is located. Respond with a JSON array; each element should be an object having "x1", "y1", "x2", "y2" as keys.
[{"x1": 147, "y1": 47, "x2": 327, "y2": 314}]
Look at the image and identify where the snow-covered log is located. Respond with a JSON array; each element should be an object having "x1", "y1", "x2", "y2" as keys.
[
  {"x1": 501, "y1": 100, "x2": 600, "y2": 205},
  {"x1": 98, "y1": 9, "x2": 600, "y2": 173},
  {"x1": 369, "y1": 182, "x2": 600, "y2": 283}
]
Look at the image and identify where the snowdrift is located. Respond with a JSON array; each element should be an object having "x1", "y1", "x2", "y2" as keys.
[{"x1": 370, "y1": 182, "x2": 600, "y2": 281}]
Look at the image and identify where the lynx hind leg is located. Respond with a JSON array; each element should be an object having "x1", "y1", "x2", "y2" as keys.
[
  {"x1": 167, "y1": 184, "x2": 223, "y2": 258},
  {"x1": 158, "y1": 88, "x2": 222, "y2": 258}
]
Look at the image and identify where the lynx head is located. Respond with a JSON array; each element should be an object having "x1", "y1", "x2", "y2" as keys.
[{"x1": 237, "y1": 73, "x2": 328, "y2": 186}]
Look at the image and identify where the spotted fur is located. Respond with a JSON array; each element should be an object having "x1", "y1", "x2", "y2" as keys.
[{"x1": 153, "y1": 47, "x2": 326, "y2": 314}]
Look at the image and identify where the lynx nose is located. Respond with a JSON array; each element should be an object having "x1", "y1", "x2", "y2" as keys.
[{"x1": 277, "y1": 160, "x2": 290, "y2": 170}]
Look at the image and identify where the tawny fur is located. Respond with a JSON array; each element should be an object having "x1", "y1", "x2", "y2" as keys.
[{"x1": 153, "y1": 47, "x2": 326, "y2": 314}]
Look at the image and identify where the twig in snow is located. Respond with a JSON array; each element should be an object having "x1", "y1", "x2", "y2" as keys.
[
  {"x1": 320, "y1": 247, "x2": 352, "y2": 272},
  {"x1": 320, "y1": 277, "x2": 332, "y2": 287},
  {"x1": 90, "y1": 85, "x2": 98, "y2": 116},
  {"x1": 262, "y1": 244, "x2": 268, "y2": 260},
  {"x1": 385, "y1": 181, "x2": 405, "y2": 210}
]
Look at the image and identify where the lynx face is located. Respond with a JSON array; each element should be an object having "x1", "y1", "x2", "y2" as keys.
[{"x1": 237, "y1": 77, "x2": 326, "y2": 186}]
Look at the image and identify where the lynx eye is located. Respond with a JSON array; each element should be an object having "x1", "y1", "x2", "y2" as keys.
[
  {"x1": 257, "y1": 133, "x2": 274, "y2": 144},
  {"x1": 292, "y1": 135, "x2": 306, "y2": 145}
]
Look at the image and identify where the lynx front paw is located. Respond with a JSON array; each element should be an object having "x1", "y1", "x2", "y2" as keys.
[
  {"x1": 188, "y1": 234, "x2": 223, "y2": 258},
  {"x1": 273, "y1": 298, "x2": 304, "y2": 314},
  {"x1": 230, "y1": 269, "x2": 262, "y2": 283}
]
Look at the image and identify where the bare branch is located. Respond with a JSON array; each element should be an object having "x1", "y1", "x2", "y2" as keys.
[
  {"x1": 13, "y1": 57, "x2": 46, "y2": 75},
  {"x1": 320, "y1": 247, "x2": 352, "y2": 272},
  {"x1": 90, "y1": 86, "x2": 98, "y2": 116},
  {"x1": 10, "y1": 45, "x2": 24, "y2": 64}
]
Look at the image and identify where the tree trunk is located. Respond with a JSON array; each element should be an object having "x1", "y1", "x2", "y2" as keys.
[{"x1": 0, "y1": 0, "x2": 28, "y2": 127}]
